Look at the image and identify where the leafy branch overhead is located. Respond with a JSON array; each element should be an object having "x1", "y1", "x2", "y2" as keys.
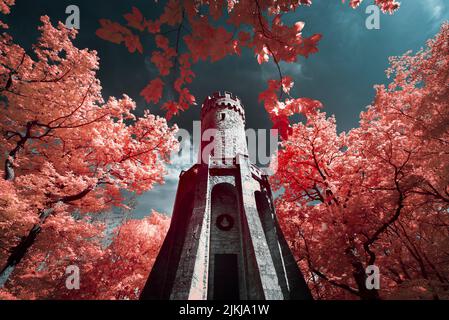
[{"x1": 96, "y1": 0, "x2": 398, "y2": 134}]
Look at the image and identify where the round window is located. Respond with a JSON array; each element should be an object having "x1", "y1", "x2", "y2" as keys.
[{"x1": 216, "y1": 214, "x2": 235, "y2": 231}]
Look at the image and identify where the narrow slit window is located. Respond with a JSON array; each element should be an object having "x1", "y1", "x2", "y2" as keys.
[{"x1": 221, "y1": 113, "x2": 226, "y2": 121}]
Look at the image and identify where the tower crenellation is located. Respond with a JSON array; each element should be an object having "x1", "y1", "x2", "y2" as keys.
[{"x1": 201, "y1": 91, "x2": 245, "y2": 124}]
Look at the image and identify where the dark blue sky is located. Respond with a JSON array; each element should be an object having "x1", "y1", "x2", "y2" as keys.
[{"x1": 4, "y1": 0, "x2": 448, "y2": 215}]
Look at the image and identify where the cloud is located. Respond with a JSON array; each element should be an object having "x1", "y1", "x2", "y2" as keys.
[
  {"x1": 131, "y1": 180, "x2": 179, "y2": 218},
  {"x1": 165, "y1": 138, "x2": 196, "y2": 181},
  {"x1": 260, "y1": 60, "x2": 305, "y2": 83},
  {"x1": 426, "y1": 0, "x2": 445, "y2": 20}
]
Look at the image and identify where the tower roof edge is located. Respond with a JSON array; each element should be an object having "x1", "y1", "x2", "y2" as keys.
[{"x1": 201, "y1": 91, "x2": 246, "y2": 122}]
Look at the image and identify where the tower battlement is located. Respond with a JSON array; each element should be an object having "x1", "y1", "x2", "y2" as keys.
[{"x1": 201, "y1": 91, "x2": 245, "y2": 123}]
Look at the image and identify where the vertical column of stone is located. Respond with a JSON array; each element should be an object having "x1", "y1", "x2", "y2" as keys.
[
  {"x1": 255, "y1": 187, "x2": 290, "y2": 298},
  {"x1": 266, "y1": 181, "x2": 314, "y2": 300},
  {"x1": 170, "y1": 165, "x2": 211, "y2": 300},
  {"x1": 237, "y1": 154, "x2": 284, "y2": 300}
]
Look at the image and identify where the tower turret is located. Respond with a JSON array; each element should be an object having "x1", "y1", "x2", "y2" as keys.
[{"x1": 200, "y1": 91, "x2": 247, "y2": 162}]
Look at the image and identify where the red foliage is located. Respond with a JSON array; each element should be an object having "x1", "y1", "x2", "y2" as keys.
[
  {"x1": 141, "y1": 78, "x2": 164, "y2": 104},
  {"x1": 273, "y1": 24, "x2": 449, "y2": 300},
  {"x1": 3, "y1": 211, "x2": 169, "y2": 300},
  {"x1": 0, "y1": 0, "x2": 14, "y2": 15},
  {"x1": 96, "y1": 0, "x2": 396, "y2": 131},
  {"x1": 0, "y1": 14, "x2": 178, "y2": 298}
]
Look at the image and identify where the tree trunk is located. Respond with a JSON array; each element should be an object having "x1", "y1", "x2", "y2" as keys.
[
  {"x1": 345, "y1": 245, "x2": 380, "y2": 300},
  {"x1": 0, "y1": 209, "x2": 52, "y2": 286},
  {"x1": 351, "y1": 260, "x2": 380, "y2": 300}
]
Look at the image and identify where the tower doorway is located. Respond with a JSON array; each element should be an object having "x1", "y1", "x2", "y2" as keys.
[{"x1": 213, "y1": 254, "x2": 240, "y2": 300}]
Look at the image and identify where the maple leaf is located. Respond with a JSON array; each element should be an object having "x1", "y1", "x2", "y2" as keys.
[
  {"x1": 124, "y1": 7, "x2": 145, "y2": 31},
  {"x1": 160, "y1": 0, "x2": 183, "y2": 26},
  {"x1": 256, "y1": 46, "x2": 270, "y2": 65},
  {"x1": 140, "y1": 78, "x2": 164, "y2": 104},
  {"x1": 282, "y1": 76, "x2": 295, "y2": 94},
  {"x1": 298, "y1": 34, "x2": 322, "y2": 58},
  {"x1": 178, "y1": 87, "x2": 197, "y2": 108},
  {"x1": 146, "y1": 19, "x2": 161, "y2": 34},
  {"x1": 162, "y1": 100, "x2": 181, "y2": 120},
  {"x1": 155, "y1": 35, "x2": 169, "y2": 50},
  {"x1": 150, "y1": 50, "x2": 175, "y2": 76},
  {"x1": 124, "y1": 34, "x2": 143, "y2": 54},
  {"x1": 96, "y1": 19, "x2": 131, "y2": 44}
]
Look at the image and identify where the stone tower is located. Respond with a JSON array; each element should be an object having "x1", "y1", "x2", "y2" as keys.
[{"x1": 140, "y1": 92, "x2": 312, "y2": 300}]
